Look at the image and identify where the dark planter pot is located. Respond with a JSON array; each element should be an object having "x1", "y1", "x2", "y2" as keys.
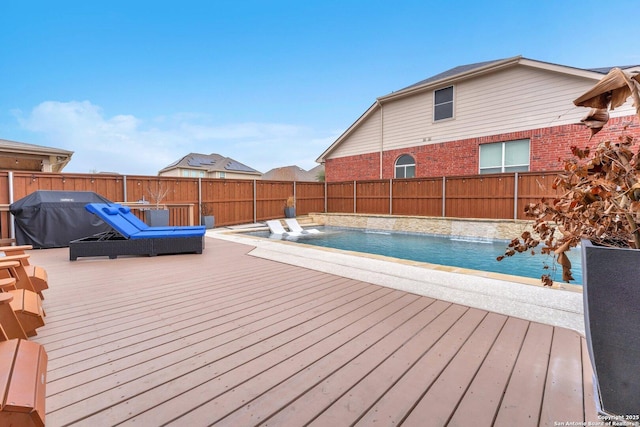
[
  {"x1": 144, "y1": 209, "x2": 170, "y2": 227},
  {"x1": 581, "y1": 239, "x2": 640, "y2": 417},
  {"x1": 284, "y1": 207, "x2": 296, "y2": 218},
  {"x1": 201, "y1": 215, "x2": 215, "y2": 229}
]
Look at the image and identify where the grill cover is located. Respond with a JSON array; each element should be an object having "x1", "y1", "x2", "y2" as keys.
[{"x1": 10, "y1": 190, "x2": 113, "y2": 248}]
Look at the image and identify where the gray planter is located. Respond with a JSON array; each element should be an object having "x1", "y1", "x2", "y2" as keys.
[
  {"x1": 581, "y1": 239, "x2": 640, "y2": 417},
  {"x1": 284, "y1": 207, "x2": 296, "y2": 218},
  {"x1": 201, "y1": 215, "x2": 215, "y2": 229},
  {"x1": 144, "y1": 209, "x2": 170, "y2": 227}
]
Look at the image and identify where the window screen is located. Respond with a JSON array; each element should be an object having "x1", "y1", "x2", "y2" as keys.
[
  {"x1": 434, "y1": 86, "x2": 454, "y2": 121},
  {"x1": 479, "y1": 140, "x2": 530, "y2": 174},
  {"x1": 395, "y1": 154, "x2": 416, "y2": 178}
]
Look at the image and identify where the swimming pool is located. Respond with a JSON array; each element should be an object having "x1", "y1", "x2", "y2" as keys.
[{"x1": 247, "y1": 226, "x2": 583, "y2": 285}]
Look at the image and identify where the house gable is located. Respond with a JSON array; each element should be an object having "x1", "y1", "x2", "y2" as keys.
[{"x1": 318, "y1": 57, "x2": 640, "y2": 181}]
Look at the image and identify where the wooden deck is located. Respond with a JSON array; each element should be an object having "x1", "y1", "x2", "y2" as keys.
[{"x1": 27, "y1": 236, "x2": 600, "y2": 426}]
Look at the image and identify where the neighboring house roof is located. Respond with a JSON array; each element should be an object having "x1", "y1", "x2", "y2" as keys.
[
  {"x1": 308, "y1": 164, "x2": 325, "y2": 180},
  {"x1": 0, "y1": 138, "x2": 73, "y2": 172},
  {"x1": 262, "y1": 164, "x2": 324, "y2": 181},
  {"x1": 586, "y1": 65, "x2": 640, "y2": 74},
  {"x1": 316, "y1": 56, "x2": 640, "y2": 163},
  {"x1": 158, "y1": 152, "x2": 261, "y2": 176}
]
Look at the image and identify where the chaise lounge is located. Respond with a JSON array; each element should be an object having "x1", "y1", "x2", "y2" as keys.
[
  {"x1": 265, "y1": 220, "x2": 302, "y2": 237},
  {"x1": 284, "y1": 218, "x2": 321, "y2": 234},
  {"x1": 69, "y1": 203, "x2": 206, "y2": 260}
]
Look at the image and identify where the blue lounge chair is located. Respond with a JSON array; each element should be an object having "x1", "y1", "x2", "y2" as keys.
[
  {"x1": 69, "y1": 203, "x2": 205, "y2": 260},
  {"x1": 85, "y1": 203, "x2": 205, "y2": 237},
  {"x1": 110, "y1": 203, "x2": 206, "y2": 233}
]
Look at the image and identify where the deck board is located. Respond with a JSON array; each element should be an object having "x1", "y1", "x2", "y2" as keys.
[
  {"x1": 261, "y1": 300, "x2": 453, "y2": 427},
  {"x1": 540, "y1": 327, "x2": 584, "y2": 423},
  {"x1": 218, "y1": 298, "x2": 444, "y2": 426},
  {"x1": 403, "y1": 312, "x2": 509, "y2": 426},
  {"x1": 152, "y1": 292, "x2": 422, "y2": 425},
  {"x1": 23, "y1": 235, "x2": 598, "y2": 426},
  {"x1": 447, "y1": 316, "x2": 529, "y2": 426},
  {"x1": 48, "y1": 277, "x2": 369, "y2": 398}
]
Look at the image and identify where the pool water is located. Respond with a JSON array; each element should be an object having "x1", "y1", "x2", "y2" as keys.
[{"x1": 248, "y1": 227, "x2": 583, "y2": 285}]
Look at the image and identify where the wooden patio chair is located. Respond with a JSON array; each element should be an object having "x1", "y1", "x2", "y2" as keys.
[
  {"x1": 0, "y1": 338, "x2": 48, "y2": 427},
  {"x1": 0, "y1": 293, "x2": 29, "y2": 340},
  {"x1": 0, "y1": 246, "x2": 48, "y2": 298},
  {"x1": 0, "y1": 273, "x2": 45, "y2": 337},
  {"x1": 0, "y1": 324, "x2": 8, "y2": 341},
  {"x1": 0, "y1": 256, "x2": 47, "y2": 299}
]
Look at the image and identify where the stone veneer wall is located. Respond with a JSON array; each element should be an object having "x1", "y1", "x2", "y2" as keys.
[{"x1": 308, "y1": 212, "x2": 534, "y2": 241}]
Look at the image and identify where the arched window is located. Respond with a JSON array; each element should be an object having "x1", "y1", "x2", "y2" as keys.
[{"x1": 395, "y1": 154, "x2": 415, "y2": 178}]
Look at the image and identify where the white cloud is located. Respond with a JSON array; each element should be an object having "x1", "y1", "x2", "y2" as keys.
[{"x1": 16, "y1": 100, "x2": 334, "y2": 175}]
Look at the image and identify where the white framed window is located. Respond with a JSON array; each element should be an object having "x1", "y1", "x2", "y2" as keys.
[
  {"x1": 434, "y1": 86, "x2": 454, "y2": 121},
  {"x1": 479, "y1": 139, "x2": 530, "y2": 174},
  {"x1": 181, "y1": 169, "x2": 205, "y2": 177},
  {"x1": 395, "y1": 154, "x2": 415, "y2": 178}
]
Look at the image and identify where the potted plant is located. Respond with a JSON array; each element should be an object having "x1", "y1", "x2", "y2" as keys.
[
  {"x1": 499, "y1": 68, "x2": 640, "y2": 418},
  {"x1": 284, "y1": 196, "x2": 296, "y2": 218},
  {"x1": 145, "y1": 181, "x2": 170, "y2": 227},
  {"x1": 200, "y1": 202, "x2": 215, "y2": 229}
]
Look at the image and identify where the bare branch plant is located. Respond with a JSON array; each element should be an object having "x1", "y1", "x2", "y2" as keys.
[{"x1": 498, "y1": 68, "x2": 640, "y2": 286}]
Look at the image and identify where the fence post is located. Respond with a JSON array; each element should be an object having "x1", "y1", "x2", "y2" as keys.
[
  {"x1": 324, "y1": 181, "x2": 327, "y2": 213},
  {"x1": 442, "y1": 176, "x2": 446, "y2": 217},
  {"x1": 198, "y1": 177, "x2": 202, "y2": 225},
  {"x1": 123, "y1": 175, "x2": 127, "y2": 202},
  {"x1": 389, "y1": 179, "x2": 393, "y2": 215},
  {"x1": 253, "y1": 180, "x2": 257, "y2": 224},
  {"x1": 353, "y1": 180, "x2": 357, "y2": 213},
  {"x1": 513, "y1": 172, "x2": 519, "y2": 220},
  {"x1": 8, "y1": 171, "x2": 14, "y2": 240}
]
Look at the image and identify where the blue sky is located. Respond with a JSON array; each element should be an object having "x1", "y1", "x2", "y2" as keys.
[{"x1": 1, "y1": 1, "x2": 639, "y2": 176}]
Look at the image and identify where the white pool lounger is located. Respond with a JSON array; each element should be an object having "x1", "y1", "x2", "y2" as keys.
[
  {"x1": 284, "y1": 218, "x2": 321, "y2": 234},
  {"x1": 266, "y1": 220, "x2": 303, "y2": 237}
]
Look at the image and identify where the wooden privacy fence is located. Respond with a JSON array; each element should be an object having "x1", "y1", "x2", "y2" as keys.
[
  {"x1": 0, "y1": 170, "x2": 561, "y2": 240},
  {"x1": 326, "y1": 172, "x2": 561, "y2": 219}
]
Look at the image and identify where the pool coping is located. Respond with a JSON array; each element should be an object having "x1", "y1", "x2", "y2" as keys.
[{"x1": 207, "y1": 227, "x2": 585, "y2": 335}]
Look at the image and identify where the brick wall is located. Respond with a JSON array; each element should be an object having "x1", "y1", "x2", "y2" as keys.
[
  {"x1": 325, "y1": 115, "x2": 640, "y2": 181},
  {"x1": 325, "y1": 152, "x2": 381, "y2": 182}
]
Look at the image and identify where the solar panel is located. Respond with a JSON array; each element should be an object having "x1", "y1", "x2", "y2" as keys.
[
  {"x1": 225, "y1": 160, "x2": 257, "y2": 172},
  {"x1": 187, "y1": 156, "x2": 216, "y2": 167}
]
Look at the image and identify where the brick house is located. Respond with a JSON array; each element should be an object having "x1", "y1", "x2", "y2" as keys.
[{"x1": 316, "y1": 56, "x2": 640, "y2": 182}]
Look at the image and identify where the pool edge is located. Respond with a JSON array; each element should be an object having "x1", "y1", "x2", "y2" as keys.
[{"x1": 208, "y1": 228, "x2": 585, "y2": 335}]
